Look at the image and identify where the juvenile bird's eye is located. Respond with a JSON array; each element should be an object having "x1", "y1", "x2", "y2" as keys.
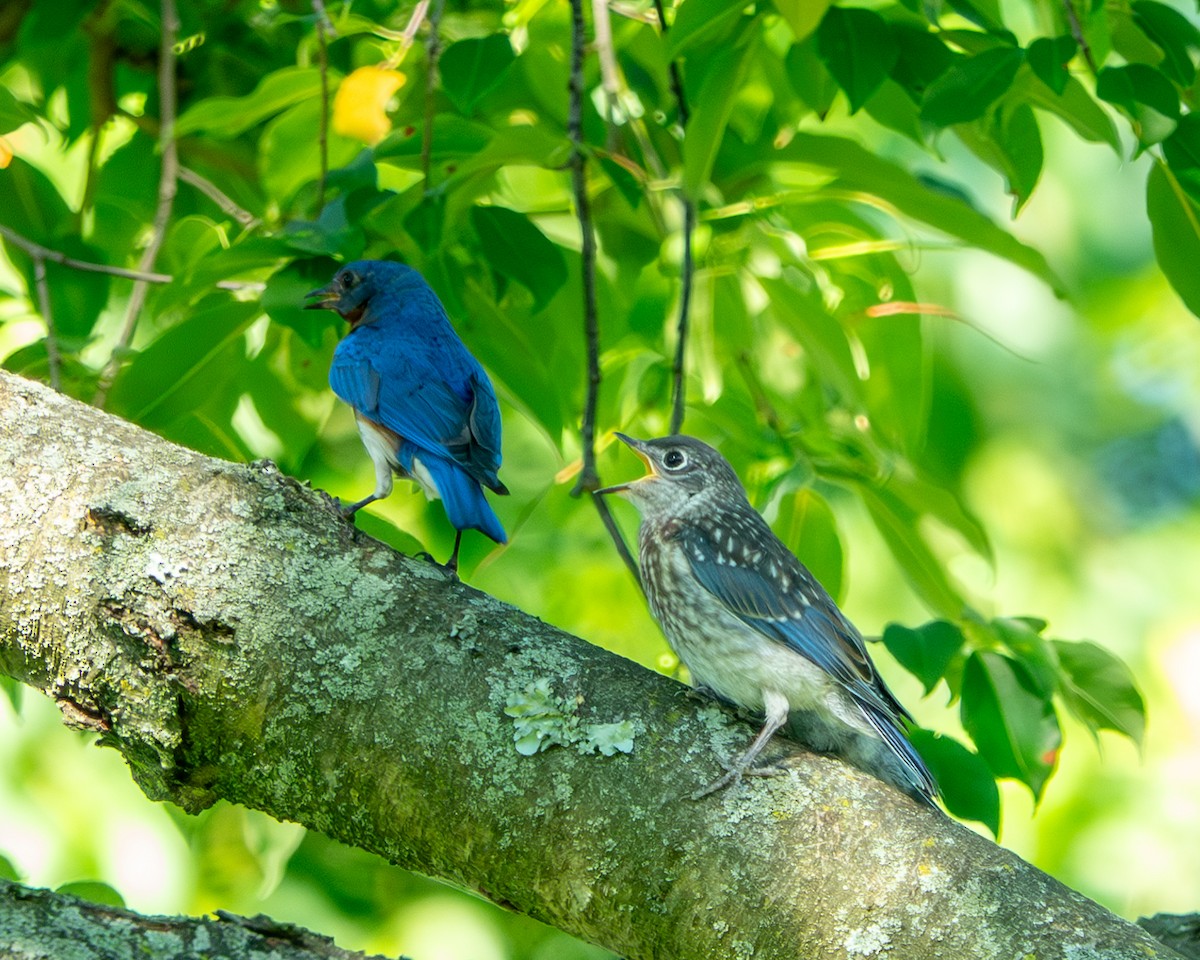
[{"x1": 663, "y1": 449, "x2": 687, "y2": 470}]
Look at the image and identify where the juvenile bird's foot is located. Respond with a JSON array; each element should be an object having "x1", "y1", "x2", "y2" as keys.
[{"x1": 690, "y1": 759, "x2": 788, "y2": 801}]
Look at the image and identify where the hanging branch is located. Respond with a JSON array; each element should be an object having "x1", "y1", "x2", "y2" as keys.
[
  {"x1": 566, "y1": 0, "x2": 640, "y2": 585},
  {"x1": 0, "y1": 226, "x2": 263, "y2": 290},
  {"x1": 313, "y1": 0, "x2": 333, "y2": 213},
  {"x1": 1060, "y1": 0, "x2": 1097, "y2": 74},
  {"x1": 422, "y1": 0, "x2": 443, "y2": 184},
  {"x1": 178, "y1": 166, "x2": 259, "y2": 229},
  {"x1": 94, "y1": 0, "x2": 180, "y2": 408},
  {"x1": 653, "y1": 0, "x2": 695, "y2": 436},
  {"x1": 31, "y1": 254, "x2": 62, "y2": 391}
]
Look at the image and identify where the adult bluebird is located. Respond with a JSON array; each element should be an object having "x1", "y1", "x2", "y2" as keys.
[
  {"x1": 599, "y1": 434, "x2": 936, "y2": 804},
  {"x1": 305, "y1": 260, "x2": 508, "y2": 571}
]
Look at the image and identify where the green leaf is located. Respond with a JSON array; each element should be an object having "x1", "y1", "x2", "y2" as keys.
[
  {"x1": 56, "y1": 881, "x2": 126, "y2": 908},
  {"x1": 1052, "y1": 639, "x2": 1146, "y2": 745},
  {"x1": 683, "y1": 34, "x2": 758, "y2": 199},
  {"x1": 785, "y1": 37, "x2": 839, "y2": 118},
  {"x1": 1096, "y1": 64, "x2": 1179, "y2": 145},
  {"x1": 882, "y1": 620, "x2": 964, "y2": 695},
  {"x1": 891, "y1": 25, "x2": 954, "y2": 99},
  {"x1": 987, "y1": 616, "x2": 1059, "y2": 697},
  {"x1": 666, "y1": 0, "x2": 746, "y2": 57},
  {"x1": 471, "y1": 206, "x2": 567, "y2": 310},
  {"x1": 1132, "y1": 0, "x2": 1200, "y2": 86},
  {"x1": 1146, "y1": 160, "x2": 1200, "y2": 319},
  {"x1": 259, "y1": 100, "x2": 360, "y2": 206},
  {"x1": 0, "y1": 853, "x2": 18, "y2": 882},
  {"x1": 773, "y1": 0, "x2": 829, "y2": 43},
  {"x1": 858, "y1": 485, "x2": 965, "y2": 618},
  {"x1": 439, "y1": 35, "x2": 517, "y2": 115},
  {"x1": 1026, "y1": 35, "x2": 1077, "y2": 95},
  {"x1": 0, "y1": 675, "x2": 22, "y2": 714},
  {"x1": 772, "y1": 487, "x2": 844, "y2": 603},
  {"x1": 262, "y1": 258, "x2": 343, "y2": 349},
  {"x1": 961, "y1": 651, "x2": 1061, "y2": 799},
  {"x1": 176, "y1": 67, "x2": 323, "y2": 138},
  {"x1": 106, "y1": 299, "x2": 262, "y2": 425},
  {"x1": 816, "y1": 6, "x2": 898, "y2": 114},
  {"x1": 0, "y1": 86, "x2": 37, "y2": 129},
  {"x1": 922, "y1": 47, "x2": 1024, "y2": 127},
  {"x1": 767, "y1": 133, "x2": 1064, "y2": 294},
  {"x1": 1019, "y1": 73, "x2": 1121, "y2": 154},
  {"x1": 956, "y1": 101, "x2": 1043, "y2": 212},
  {"x1": 1163, "y1": 114, "x2": 1200, "y2": 206},
  {"x1": 907, "y1": 729, "x2": 1000, "y2": 835}
]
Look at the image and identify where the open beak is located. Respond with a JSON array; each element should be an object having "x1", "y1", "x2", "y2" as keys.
[
  {"x1": 595, "y1": 433, "x2": 655, "y2": 496},
  {"x1": 304, "y1": 283, "x2": 340, "y2": 311}
]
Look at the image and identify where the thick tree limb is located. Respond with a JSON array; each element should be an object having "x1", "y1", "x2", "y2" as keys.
[
  {"x1": 0, "y1": 370, "x2": 1182, "y2": 960},
  {"x1": 0, "y1": 879, "x2": 399, "y2": 960}
]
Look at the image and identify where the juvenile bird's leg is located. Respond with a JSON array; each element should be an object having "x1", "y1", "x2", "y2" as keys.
[{"x1": 691, "y1": 691, "x2": 790, "y2": 800}]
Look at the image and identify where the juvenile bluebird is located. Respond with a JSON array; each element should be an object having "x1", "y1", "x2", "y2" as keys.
[
  {"x1": 599, "y1": 434, "x2": 936, "y2": 804},
  {"x1": 305, "y1": 260, "x2": 508, "y2": 571}
]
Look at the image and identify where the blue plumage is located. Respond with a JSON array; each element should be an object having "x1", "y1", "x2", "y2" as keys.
[
  {"x1": 306, "y1": 260, "x2": 507, "y2": 569},
  {"x1": 600, "y1": 434, "x2": 937, "y2": 805}
]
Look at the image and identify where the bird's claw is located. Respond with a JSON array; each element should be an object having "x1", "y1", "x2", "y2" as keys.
[{"x1": 690, "y1": 759, "x2": 787, "y2": 801}]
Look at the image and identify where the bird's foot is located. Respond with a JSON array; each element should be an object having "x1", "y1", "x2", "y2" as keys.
[{"x1": 690, "y1": 759, "x2": 787, "y2": 801}]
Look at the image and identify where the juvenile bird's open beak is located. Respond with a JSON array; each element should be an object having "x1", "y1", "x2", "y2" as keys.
[
  {"x1": 595, "y1": 433, "x2": 656, "y2": 496},
  {"x1": 304, "y1": 282, "x2": 340, "y2": 311}
]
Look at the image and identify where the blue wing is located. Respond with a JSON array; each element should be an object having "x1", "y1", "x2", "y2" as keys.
[
  {"x1": 329, "y1": 330, "x2": 504, "y2": 492},
  {"x1": 679, "y1": 515, "x2": 901, "y2": 716}
]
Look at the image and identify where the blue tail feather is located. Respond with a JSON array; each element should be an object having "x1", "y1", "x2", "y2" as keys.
[{"x1": 418, "y1": 453, "x2": 507, "y2": 544}]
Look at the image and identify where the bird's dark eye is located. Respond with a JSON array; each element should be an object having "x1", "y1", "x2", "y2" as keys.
[
  {"x1": 339, "y1": 270, "x2": 359, "y2": 289},
  {"x1": 663, "y1": 449, "x2": 687, "y2": 470}
]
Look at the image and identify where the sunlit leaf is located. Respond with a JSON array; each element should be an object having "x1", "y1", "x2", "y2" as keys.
[
  {"x1": 1163, "y1": 114, "x2": 1200, "y2": 206},
  {"x1": 961, "y1": 651, "x2": 1061, "y2": 799},
  {"x1": 176, "y1": 67, "x2": 324, "y2": 138},
  {"x1": 666, "y1": 0, "x2": 746, "y2": 57},
  {"x1": 772, "y1": 0, "x2": 830, "y2": 43},
  {"x1": 1052, "y1": 639, "x2": 1146, "y2": 745},
  {"x1": 56, "y1": 881, "x2": 126, "y2": 908},
  {"x1": 1131, "y1": 0, "x2": 1200, "y2": 86},
  {"x1": 773, "y1": 486, "x2": 844, "y2": 602},
  {"x1": 1026, "y1": 35, "x2": 1077, "y2": 95},
  {"x1": 683, "y1": 34, "x2": 759, "y2": 198},
  {"x1": 1096, "y1": 63, "x2": 1179, "y2": 145}
]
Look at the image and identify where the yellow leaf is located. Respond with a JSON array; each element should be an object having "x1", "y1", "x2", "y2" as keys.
[
  {"x1": 0, "y1": 136, "x2": 12, "y2": 169},
  {"x1": 332, "y1": 67, "x2": 406, "y2": 145}
]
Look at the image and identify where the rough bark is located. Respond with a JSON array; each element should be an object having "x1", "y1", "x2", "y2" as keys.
[
  {"x1": 0, "y1": 370, "x2": 1183, "y2": 960},
  {"x1": 0, "y1": 878, "x2": 399, "y2": 960}
]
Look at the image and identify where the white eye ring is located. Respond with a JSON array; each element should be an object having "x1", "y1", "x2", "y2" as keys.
[{"x1": 663, "y1": 449, "x2": 687, "y2": 470}]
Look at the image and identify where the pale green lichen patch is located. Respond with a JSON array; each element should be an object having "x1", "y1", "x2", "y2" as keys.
[{"x1": 504, "y1": 678, "x2": 635, "y2": 757}]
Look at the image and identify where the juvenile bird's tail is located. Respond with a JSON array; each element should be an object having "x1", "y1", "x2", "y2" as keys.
[{"x1": 417, "y1": 453, "x2": 508, "y2": 545}]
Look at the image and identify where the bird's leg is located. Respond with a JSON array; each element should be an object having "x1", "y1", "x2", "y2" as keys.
[
  {"x1": 691, "y1": 692, "x2": 790, "y2": 800},
  {"x1": 337, "y1": 493, "x2": 380, "y2": 519},
  {"x1": 443, "y1": 530, "x2": 464, "y2": 578}
]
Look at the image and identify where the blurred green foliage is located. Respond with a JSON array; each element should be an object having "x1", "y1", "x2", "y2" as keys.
[{"x1": 3, "y1": 0, "x2": 1199, "y2": 955}]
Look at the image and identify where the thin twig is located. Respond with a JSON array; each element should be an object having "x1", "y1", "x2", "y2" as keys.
[
  {"x1": 31, "y1": 256, "x2": 61, "y2": 391},
  {"x1": 422, "y1": 0, "x2": 443, "y2": 184},
  {"x1": 0, "y1": 225, "x2": 262, "y2": 292},
  {"x1": 568, "y1": 0, "x2": 601, "y2": 496},
  {"x1": 654, "y1": 0, "x2": 695, "y2": 436},
  {"x1": 566, "y1": 0, "x2": 640, "y2": 585},
  {"x1": 1060, "y1": 0, "x2": 1097, "y2": 74},
  {"x1": 178, "y1": 166, "x2": 259, "y2": 228},
  {"x1": 591, "y1": 0, "x2": 620, "y2": 138},
  {"x1": 94, "y1": 0, "x2": 179, "y2": 408},
  {"x1": 313, "y1": 0, "x2": 332, "y2": 213}
]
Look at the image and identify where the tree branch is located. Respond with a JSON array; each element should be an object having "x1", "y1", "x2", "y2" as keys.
[
  {"x1": 0, "y1": 879, "x2": 400, "y2": 960},
  {"x1": 179, "y1": 165, "x2": 259, "y2": 229},
  {"x1": 653, "y1": 0, "x2": 694, "y2": 436},
  {"x1": 94, "y1": 0, "x2": 180, "y2": 408},
  {"x1": 0, "y1": 368, "x2": 1183, "y2": 960}
]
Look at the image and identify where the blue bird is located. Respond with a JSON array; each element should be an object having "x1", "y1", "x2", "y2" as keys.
[
  {"x1": 600, "y1": 434, "x2": 937, "y2": 804},
  {"x1": 305, "y1": 260, "x2": 508, "y2": 571}
]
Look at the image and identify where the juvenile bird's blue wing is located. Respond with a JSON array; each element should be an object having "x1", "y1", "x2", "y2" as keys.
[{"x1": 677, "y1": 513, "x2": 909, "y2": 724}]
